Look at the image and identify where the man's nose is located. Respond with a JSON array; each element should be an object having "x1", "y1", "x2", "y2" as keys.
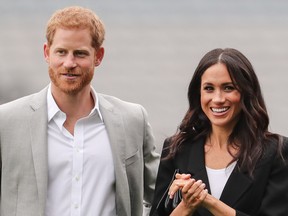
[{"x1": 63, "y1": 53, "x2": 76, "y2": 69}]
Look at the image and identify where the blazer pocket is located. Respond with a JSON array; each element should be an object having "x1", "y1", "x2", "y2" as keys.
[{"x1": 125, "y1": 149, "x2": 140, "y2": 166}]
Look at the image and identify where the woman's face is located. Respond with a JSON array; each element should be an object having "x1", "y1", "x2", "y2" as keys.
[{"x1": 200, "y1": 63, "x2": 242, "y2": 131}]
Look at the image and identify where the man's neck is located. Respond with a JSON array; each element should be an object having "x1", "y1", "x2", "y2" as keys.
[{"x1": 51, "y1": 86, "x2": 95, "y2": 134}]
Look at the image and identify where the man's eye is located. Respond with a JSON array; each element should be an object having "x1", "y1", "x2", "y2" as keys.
[
  {"x1": 56, "y1": 50, "x2": 66, "y2": 55},
  {"x1": 75, "y1": 51, "x2": 88, "y2": 57}
]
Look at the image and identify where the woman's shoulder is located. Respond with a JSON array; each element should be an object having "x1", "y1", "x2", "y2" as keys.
[
  {"x1": 263, "y1": 134, "x2": 288, "y2": 161},
  {"x1": 282, "y1": 135, "x2": 288, "y2": 145},
  {"x1": 280, "y1": 135, "x2": 288, "y2": 158}
]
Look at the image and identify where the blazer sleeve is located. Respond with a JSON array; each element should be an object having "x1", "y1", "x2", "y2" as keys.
[
  {"x1": 140, "y1": 106, "x2": 160, "y2": 215},
  {"x1": 237, "y1": 137, "x2": 288, "y2": 216},
  {"x1": 256, "y1": 137, "x2": 288, "y2": 216},
  {"x1": 150, "y1": 139, "x2": 176, "y2": 216}
]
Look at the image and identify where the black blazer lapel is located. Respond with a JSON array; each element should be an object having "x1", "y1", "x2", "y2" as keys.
[
  {"x1": 220, "y1": 166, "x2": 252, "y2": 206},
  {"x1": 183, "y1": 138, "x2": 213, "y2": 216},
  {"x1": 184, "y1": 138, "x2": 211, "y2": 192}
]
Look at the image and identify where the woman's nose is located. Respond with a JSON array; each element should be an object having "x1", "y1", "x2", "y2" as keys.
[{"x1": 212, "y1": 90, "x2": 225, "y2": 103}]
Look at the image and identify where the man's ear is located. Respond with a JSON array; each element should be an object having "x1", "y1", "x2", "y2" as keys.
[
  {"x1": 95, "y1": 47, "x2": 105, "y2": 66},
  {"x1": 44, "y1": 43, "x2": 50, "y2": 63}
]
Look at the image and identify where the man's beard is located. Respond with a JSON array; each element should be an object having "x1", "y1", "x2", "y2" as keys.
[{"x1": 48, "y1": 66, "x2": 94, "y2": 95}]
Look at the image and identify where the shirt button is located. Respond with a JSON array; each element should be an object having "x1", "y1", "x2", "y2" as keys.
[
  {"x1": 74, "y1": 204, "x2": 79, "y2": 209},
  {"x1": 75, "y1": 176, "x2": 80, "y2": 181}
]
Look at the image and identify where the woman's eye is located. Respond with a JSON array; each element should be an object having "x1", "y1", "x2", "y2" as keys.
[
  {"x1": 203, "y1": 86, "x2": 213, "y2": 91},
  {"x1": 224, "y1": 86, "x2": 235, "y2": 91}
]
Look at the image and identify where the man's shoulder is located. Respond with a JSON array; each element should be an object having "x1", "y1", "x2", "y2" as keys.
[
  {"x1": 98, "y1": 93, "x2": 143, "y2": 110},
  {"x1": 0, "y1": 87, "x2": 48, "y2": 112},
  {"x1": 98, "y1": 93, "x2": 148, "y2": 120}
]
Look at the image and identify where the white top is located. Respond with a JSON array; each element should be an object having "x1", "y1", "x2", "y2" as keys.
[
  {"x1": 206, "y1": 161, "x2": 237, "y2": 199},
  {"x1": 45, "y1": 85, "x2": 116, "y2": 216}
]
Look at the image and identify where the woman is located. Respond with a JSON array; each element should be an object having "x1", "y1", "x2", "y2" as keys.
[{"x1": 150, "y1": 48, "x2": 288, "y2": 216}]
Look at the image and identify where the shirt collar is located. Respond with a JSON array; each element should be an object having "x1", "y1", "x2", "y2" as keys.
[
  {"x1": 90, "y1": 86, "x2": 103, "y2": 121},
  {"x1": 47, "y1": 84, "x2": 103, "y2": 123}
]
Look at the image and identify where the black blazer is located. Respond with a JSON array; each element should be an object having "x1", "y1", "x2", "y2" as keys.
[{"x1": 150, "y1": 136, "x2": 288, "y2": 216}]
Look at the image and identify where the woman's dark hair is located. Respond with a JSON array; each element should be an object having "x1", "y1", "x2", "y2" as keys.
[{"x1": 167, "y1": 48, "x2": 283, "y2": 176}]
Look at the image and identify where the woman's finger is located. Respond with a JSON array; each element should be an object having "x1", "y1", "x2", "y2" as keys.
[
  {"x1": 198, "y1": 189, "x2": 208, "y2": 201},
  {"x1": 180, "y1": 178, "x2": 196, "y2": 195},
  {"x1": 175, "y1": 173, "x2": 191, "y2": 180},
  {"x1": 187, "y1": 179, "x2": 203, "y2": 194},
  {"x1": 168, "y1": 179, "x2": 187, "y2": 198},
  {"x1": 188, "y1": 182, "x2": 206, "y2": 200}
]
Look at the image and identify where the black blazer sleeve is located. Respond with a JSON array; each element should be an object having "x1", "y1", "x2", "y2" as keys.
[
  {"x1": 150, "y1": 139, "x2": 176, "y2": 216},
  {"x1": 251, "y1": 137, "x2": 288, "y2": 215}
]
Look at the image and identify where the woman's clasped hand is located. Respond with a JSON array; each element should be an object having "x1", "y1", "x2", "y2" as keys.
[{"x1": 168, "y1": 173, "x2": 208, "y2": 215}]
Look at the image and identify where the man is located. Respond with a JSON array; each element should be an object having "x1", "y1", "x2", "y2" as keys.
[{"x1": 0, "y1": 6, "x2": 159, "y2": 216}]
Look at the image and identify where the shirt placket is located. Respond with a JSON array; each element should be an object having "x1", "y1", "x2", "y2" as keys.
[{"x1": 71, "y1": 122, "x2": 84, "y2": 216}]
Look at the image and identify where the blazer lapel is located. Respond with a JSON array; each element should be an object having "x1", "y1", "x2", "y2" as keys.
[
  {"x1": 184, "y1": 139, "x2": 213, "y2": 216},
  {"x1": 29, "y1": 87, "x2": 49, "y2": 215},
  {"x1": 185, "y1": 139, "x2": 211, "y2": 191},
  {"x1": 98, "y1": 94, "x2": 131, "y2": 216},
  {"x1": 220, "y1": 166, "x2": 252, "y2": 206}
]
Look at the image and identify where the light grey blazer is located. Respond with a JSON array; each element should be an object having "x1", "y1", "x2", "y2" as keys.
[{"x1": 0, "y1": 86, "x2": 160, "y2": 216}]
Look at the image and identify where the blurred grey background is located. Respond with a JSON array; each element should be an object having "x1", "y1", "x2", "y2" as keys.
[{"x1": 1, "y1": 0, "x2": 288, "y2": 152}]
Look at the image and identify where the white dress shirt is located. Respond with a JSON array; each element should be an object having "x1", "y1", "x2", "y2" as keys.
[{"x1": 45, "y1": 85, "x2": 116, "y2": 216}]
